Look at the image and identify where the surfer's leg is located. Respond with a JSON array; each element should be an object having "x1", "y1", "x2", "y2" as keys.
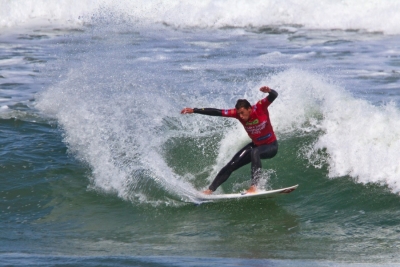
[
  {"x1": 250, "y1": 140, "x2": 278, "y2": 186},
  {"x1": 208, "y1": 143, "x2": 254, "y2": 191}
]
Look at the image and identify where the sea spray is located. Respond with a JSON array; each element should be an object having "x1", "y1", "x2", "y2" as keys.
[
  {"x1": 264, "y1": 69, "x2": 400, "y2": 193},
  {"x1": 35, "y1": 38, "x2": 232, "y2": 204}
]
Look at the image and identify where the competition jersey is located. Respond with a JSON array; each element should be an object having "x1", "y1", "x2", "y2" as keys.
[{"x1": 222, "y1": 98, "x2": 277, "y2": 146}]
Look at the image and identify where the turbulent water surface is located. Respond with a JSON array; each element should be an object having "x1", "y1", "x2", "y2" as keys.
[{"x1": 1, "y1": 1, "x2": 400, "y2": 266}]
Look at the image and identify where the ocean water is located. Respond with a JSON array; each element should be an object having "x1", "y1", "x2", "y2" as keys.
[{"x1": 1, "y1": 1, "x2": 400, "y2": 266}]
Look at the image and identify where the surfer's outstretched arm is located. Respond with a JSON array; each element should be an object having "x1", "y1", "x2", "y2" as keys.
[{"x1": 180, "y1": 108, "x2": 222, "y2": 116}]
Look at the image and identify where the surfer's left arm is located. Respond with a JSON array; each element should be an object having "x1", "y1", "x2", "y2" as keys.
[{"x1": 260, "y1": 86, "x2": 278, "y2": 103}]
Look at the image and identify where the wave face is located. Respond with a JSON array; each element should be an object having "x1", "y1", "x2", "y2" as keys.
[
  {"x1": 1, "y1": 0, "x2": 400, "y2": 34},
  {"x1": 34, "y1": 23, "x2": 400, "y2": 204}
]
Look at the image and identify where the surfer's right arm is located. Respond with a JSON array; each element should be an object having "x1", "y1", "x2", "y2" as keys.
[{"x1": 180, "y1": 108, "x2": 222, "y2": 116}]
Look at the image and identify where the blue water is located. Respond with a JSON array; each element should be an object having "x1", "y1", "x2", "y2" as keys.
[{"x1": 1, "y1": 1, "x2": 400, "y2": 266}]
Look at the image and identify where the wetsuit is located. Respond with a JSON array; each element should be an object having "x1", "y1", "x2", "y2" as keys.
[{"x1": 193, "y1": 90, "x2": 278, "y2": 191}]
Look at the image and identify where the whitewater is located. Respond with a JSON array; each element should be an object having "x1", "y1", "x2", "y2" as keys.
[{"x1": 1, "y1": 0, "x2": 400, "y2": 34}]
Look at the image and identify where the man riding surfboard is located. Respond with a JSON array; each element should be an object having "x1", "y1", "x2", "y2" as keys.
[{"x1": 181, "y1": 86, "x2": 278, "y2": 195}]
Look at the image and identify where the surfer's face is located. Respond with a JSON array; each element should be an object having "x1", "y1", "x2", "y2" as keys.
[{"x1": 237, "y1": 107, "x2": 252, "y2": 122}]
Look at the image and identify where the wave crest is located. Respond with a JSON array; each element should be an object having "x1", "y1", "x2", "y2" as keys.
[{"x1": 1, "y1": 0, "x2": 400, "y2": 34}]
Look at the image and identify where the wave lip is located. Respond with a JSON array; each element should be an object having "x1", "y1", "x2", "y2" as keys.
[{"x1": 1, "y1": 0, "x2": 400, "y2": 34}]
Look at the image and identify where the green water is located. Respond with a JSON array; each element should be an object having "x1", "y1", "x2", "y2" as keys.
[{"x1": 2, "y1": 119, "x2": 399, "y2": 264}]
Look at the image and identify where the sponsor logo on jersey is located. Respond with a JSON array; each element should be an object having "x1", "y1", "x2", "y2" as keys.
[
  {"x1": 257, "y1": 133, "x2": 272, "y2": 141},
  {"x1": 245, "y1": 121, "x2": 267, "y2": 134},
  {"x1": 246, "y1": 119, "x2": 259, "y2": 125}
]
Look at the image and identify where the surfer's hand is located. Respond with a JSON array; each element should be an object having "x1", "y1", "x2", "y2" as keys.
[
  {"x1": 181, "y1": 108, "x2": 194, "y2": 114},
  {"x1": 246, "y1": 185, "x2": 257, "y2": 194},
  {"x1": 259, "y1": 86, "x2": 272, "y2": 93}
]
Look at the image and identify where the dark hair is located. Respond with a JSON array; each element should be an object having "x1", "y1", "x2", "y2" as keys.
[{"x1": 235, "y1": 99, "x2": 251, "y2": 110}]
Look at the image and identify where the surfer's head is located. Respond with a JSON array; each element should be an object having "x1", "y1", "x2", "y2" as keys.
[{"x1": 236, "y1": 99, "x2": 252, "y2": 121}]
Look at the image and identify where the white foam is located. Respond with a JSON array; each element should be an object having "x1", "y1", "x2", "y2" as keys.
[
  {"x1": 1, "y1": 0, "x2": 400, "y2": 34},
  {"x1": 187, "y1": 41, "x2": 229, "y2": 49},
  {"x1": 316, "y1": 99, "x2": 400, "y2": 192},
  {"x1": 181, "y1": 65, "x2": 199, "y2": 71},
  {"x1": 261, "y1": 69, "x2": 400, "y2": 193},
  {"x1": 258, "y1": 51, "x2": 284, "y2": 60}
]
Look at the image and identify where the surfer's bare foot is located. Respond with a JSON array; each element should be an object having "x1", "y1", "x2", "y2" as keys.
[
  {"x1": 202, "y1": 189, "x2": 213, "y2": 195},
  {"x1": 246, "y1": 185, "x2": 257, "y2": 193}
]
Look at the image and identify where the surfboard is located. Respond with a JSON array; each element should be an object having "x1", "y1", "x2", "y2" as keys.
[{"x1": 197, "y1": 184, "x2": 298, "y2": 203}]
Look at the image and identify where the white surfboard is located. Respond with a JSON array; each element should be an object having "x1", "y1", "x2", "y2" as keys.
[{"x1": 197, "y1": 184, "x2": 298, "y2": 203}]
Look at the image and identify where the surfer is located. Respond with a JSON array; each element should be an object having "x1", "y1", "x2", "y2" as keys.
[{"x1": 181, "y1": 86, "x2": 278, "y2": 194}]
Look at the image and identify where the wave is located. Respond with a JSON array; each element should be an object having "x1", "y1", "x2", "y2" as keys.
[
  {"x1": 35, "y1": 53, "x2": 400, "y2": 205},
  {"x1": 31, "y1": 22, "x2": 400, "y2": 204},
  {"x1": 1, "y1": 0, "x2": 400, "y2": 34},
  {"x1": 267, "y1": 69, "x2": 400, "y2": 193}
]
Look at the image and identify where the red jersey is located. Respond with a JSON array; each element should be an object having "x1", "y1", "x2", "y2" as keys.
[{"x1": 222, "y1": 98, "x2": 276, "y2": 146}]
